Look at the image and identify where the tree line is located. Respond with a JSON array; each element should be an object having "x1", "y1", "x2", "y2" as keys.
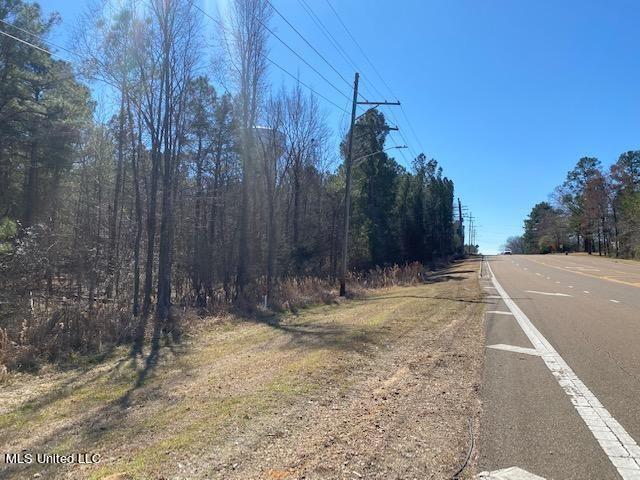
[
  {"x1": 0, "y1": 0, "x2": 460, "y2": 368},
  {"x1": 505, "y1": 153, "x2": 639, "y2": 257}
]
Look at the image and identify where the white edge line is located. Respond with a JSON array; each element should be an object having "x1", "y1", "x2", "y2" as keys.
[{"x1": 487, "y1": 260, "x2": 640, "y2": 475}]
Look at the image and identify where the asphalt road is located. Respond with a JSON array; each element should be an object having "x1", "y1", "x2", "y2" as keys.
[{"x1": 479, "y1": 254, "x2": 640, "y2": 480}]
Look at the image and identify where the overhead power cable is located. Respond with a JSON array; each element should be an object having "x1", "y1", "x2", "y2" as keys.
[
  {"x1": 323, "y1": 0, "x2": 427, "y2": 157},
  {"x1": 0, "y1": 28, "x2": 55, "y2": 56},
  {"x1": 264, "y1": 57, "x2": 349, "y2": 113},
  {"x1": 189, "y1": 1, "x2": 351, "y2": 114},
  {"x1": 260, "y1": 21, "x2": 350, "y2": 102},
  {"x1": 324, "y1": 0, "x2": 394, "y2": 98},
  {"x1": 266, "y1": 0, "x2": 353, "y2": 92},
  {"x1": 0, "y1": 18, "x2": 81, "y2": 59}
]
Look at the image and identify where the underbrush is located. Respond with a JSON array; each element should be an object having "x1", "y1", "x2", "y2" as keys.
[{"x1": 0, "y1": 260, "x2": 450, "y2": 373}]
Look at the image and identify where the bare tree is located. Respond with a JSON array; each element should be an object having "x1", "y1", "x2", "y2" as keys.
[{"x1": 225, "y1": 0, "x2": 272, "y2": 296}]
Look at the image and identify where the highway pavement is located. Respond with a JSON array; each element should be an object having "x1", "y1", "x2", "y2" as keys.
[{"x1": 479, "y1": 254, "x2": 640, "y2": 479}]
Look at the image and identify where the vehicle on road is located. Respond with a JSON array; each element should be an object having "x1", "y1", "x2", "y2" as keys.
[{"x1": 502, "y1": 248, "x2": 512, "y2": 255}]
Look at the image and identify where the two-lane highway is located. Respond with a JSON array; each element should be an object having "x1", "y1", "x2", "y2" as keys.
[{"x1": 480, "y1": 254, "x2": 640, "y2": 479}]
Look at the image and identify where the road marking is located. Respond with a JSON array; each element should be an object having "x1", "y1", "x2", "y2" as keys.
[
  {"x1": 535, "y1": 273, "x2": 543, "y2": 276},
  {"x1": 488, "y1": 261, "x2": 640, "y2": 477},
  {"x1": 525, "y1": 257, "x2": 640, "y2": 289},
  {"x1": 568, "y1": 285, "x2": 574, "y2": 288},
  {"x1": 487, "y1": 344, "x2": 541, "y2": 356},
  {"x1": 485, "y1": 286, "x2": 498, "y2": 290},
  {"x1": 479, "y1": 466, "x2": 546, "y2": 479},
  {"x1": 546, "y1": 277, "x2": 551, "y2": 280},
  {"x1": 610, "y1": 300, "x2": 620, "y2": 304},
  {"x1": 555, "y1": 281, "x2": 561, "y2": 284},
  {"x1": 584, "y1": 291, "x2": 590, "y2": 294},
  {"x1": 525, "y1": 290, "x2": 572, "y2": 297},
  {"x1": 486, "y1": 310, "x2": 514, "y2": 315},
  {"x1": 566, "y1": 266, "x2": 601, "y2": 272},
  {"x1": 486, "y1": 295, "x2": 501, "y2": 299}
]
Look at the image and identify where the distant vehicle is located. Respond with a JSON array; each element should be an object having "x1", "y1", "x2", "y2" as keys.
[{"x1": 503, "y1": 249, "x2": 512, "y2": 255}]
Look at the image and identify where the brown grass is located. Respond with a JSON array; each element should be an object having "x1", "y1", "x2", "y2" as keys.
[{"x1": 0, "y1": 258, "x2": 485, "y2": 479}]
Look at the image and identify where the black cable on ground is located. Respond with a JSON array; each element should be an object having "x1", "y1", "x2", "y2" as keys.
[{"x1": 452, "y1": 417, "x2": 475, "y2": 479}]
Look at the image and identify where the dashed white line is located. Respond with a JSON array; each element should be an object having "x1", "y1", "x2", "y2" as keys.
[
  {"x1": 488, "y1": 261, "x2": 640, "y2": 478},
  {"x1": 525, "y1": 290, "x2": 572, "y2": 297},
  {"x1": 486, "y1": 310, "x2": 515, "y2": 315},
  {"x1": 610, "y1": 300, "x2": 620, "y2": 304},
  {"x1": 568, "y1": 286, "x2": 574, "y2": 289},
  {"x1": 584, "y1": 291, "x2": 590, "y2": 294}
]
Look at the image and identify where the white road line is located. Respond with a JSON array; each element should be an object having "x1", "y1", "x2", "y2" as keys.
[
  {"x1": 486, "y1": 310, "x2": 515, "y2": 315},
  {"x1": 487, "y1": 344, "x2": 541, "y2": 356},
  {"x1": 584, "y1": 291, "x2": 590, "y2": 294},
  {"x1": 568, "y1": 286, "x2": 574, "y2": 289},
  {"x1": 546, "y1": 277, "x2": 551, "y2": 280},
  {"x1": 486, "y1": 295, "x2": 502, "y2": 299},
  {"x1": 488, "y1": 261, "x2": 640, "y2": 478},
  {"x1": 525, "y1": 290, "x2": 572, "y2": 297},
  {"x1": 479, "y1": 466, "x2": 546, "y2": 479},
  {"x1": 610, "y1": 300, "x2": 620, "y2": 304},
  {"x1": 535, "y1": 273, "x2": 543, "y2": 276},
  {"x1": 555, "y1": 281, "x2": 561, "y2": 284}
]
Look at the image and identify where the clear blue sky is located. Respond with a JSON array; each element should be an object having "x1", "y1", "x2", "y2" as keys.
[{"x1": 38, "y1": 0, "x2": 640, "y2": 254}]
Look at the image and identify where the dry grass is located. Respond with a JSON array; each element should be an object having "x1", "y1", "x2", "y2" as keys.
[
  {"x1": 0, "y1": 262, "x2": 437, "y2": 373},
  {"x1": 0, "y1": 259, "x2": 485, "y2": 480}
]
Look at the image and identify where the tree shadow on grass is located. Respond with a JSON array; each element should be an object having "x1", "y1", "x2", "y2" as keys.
[
  {"x1": 1, "y1": 334, "x2": 189, "y2": 479},
  {"x1": 247, "y1": 311, "x2": 384, "y2": 356},
  {"x1": 362, "y1": 294, "x2": 491, "y2": 305}
]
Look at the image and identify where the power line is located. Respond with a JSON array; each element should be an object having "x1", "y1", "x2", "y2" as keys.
[
  {"x1": 295, "y1": 0, "x2": 370, "y2": 103},
  {"x1": 322, "y1": 0, "x2": 427, "y2": 157},
  {"x1": 189, "y1": 1, "x2": 351, "y2": 114},
  {"x1": 266, "y1": 0, "x2": 353, "y2": 92},
  {"x1": 190, "y1": 0, "x2": 350, "y2": 103},
  {"x1": 324, "y1": 0, "x2": 394, "y2": 98},
  {"x1": 0, "y1": 18, "x2": 81, "y2": 60},
  {"x1": 0, "y1": 28, "x2": 55, "y2": 56},
  {"x1": 261, "y1": 22, "x2": 350, "y2": 102},
  {"x1": 264, "y1": 57, "x2": 348, "y2": 114}
]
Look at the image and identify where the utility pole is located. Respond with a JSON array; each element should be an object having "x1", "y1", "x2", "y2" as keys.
[
  {"x1": 465, "y1": 213, "x2": 475, "y2": 254},
  {"x1": 340, "y1": 72, "x2": 401, "y2": 297},
  {"x1": 458, "y1": 197, "x2": 464, "y2": 256}
]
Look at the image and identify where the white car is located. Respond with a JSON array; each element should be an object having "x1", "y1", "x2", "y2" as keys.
[{"x1": 503, "y1": 249, "x2": 512, "y2": 255}]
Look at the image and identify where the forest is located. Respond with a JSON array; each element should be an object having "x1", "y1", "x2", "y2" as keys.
[
  {"x1": 0, "y1": 0, "x2": 460, "y2": 371},
  {"x1": 506, "y1": 153, "x2": 640, "y2": 257}
]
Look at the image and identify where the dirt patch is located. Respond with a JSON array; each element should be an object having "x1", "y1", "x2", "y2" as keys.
[{"x1": 0, "y1": 259, "x2": 486, "y2": 479}]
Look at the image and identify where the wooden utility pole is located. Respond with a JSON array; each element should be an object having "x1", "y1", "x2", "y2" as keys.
[
  {"x1": 339, "y1": 72, "x2": 401, "y2": 297},
  {"x1": 458, "y1": 197, "x2": 464, "y2": 255}
]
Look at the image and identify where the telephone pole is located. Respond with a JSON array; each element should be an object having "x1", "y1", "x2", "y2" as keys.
[
  {"x1": 458, "y1": 197, "x2": 464, "y2": 256},
  {"x1": 340, "y1": 72, "x2": 401, "y2": 297}
]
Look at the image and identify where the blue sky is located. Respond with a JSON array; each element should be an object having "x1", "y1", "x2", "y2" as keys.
[{"x1": 38, "y1": 0, "x2": 640, "y2": 254}]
